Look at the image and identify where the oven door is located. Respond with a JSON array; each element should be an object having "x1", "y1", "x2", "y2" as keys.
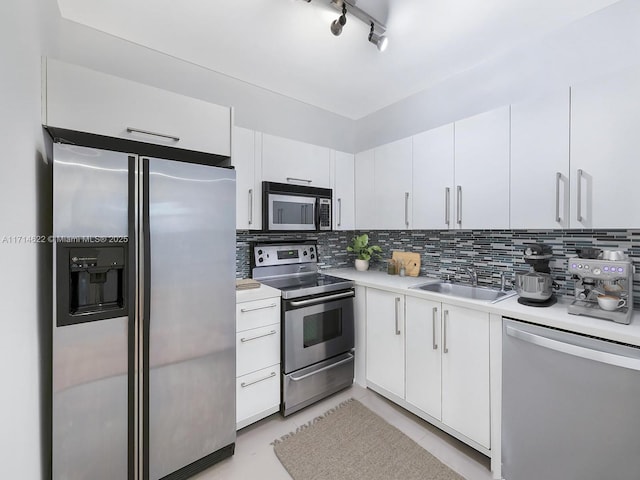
[
  {"x1": 283, "y1": 289, "x2": 355, "y2": 373},
  {"x1": 267, "y1": 193, "x2": 317, "y2": 231}
]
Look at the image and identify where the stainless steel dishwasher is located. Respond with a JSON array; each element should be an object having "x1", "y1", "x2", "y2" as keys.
[{"x1": 502, "y1": 318, "x2": 640, "y2": 480}]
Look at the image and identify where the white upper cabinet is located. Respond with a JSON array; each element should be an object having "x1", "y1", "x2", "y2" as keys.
[
  {"x1": 354, "y1": 149, "x2": 377, "y2": 230},
  {"x1": 454, "y1": 106, "x2": 511, "y2": 229},
  {"x1": 571, "y1": 68, "x2": 640, "y2": 228},
  {"x1": 412, "y1": 124, "x2": 455, "y2": 230},
  {"x1": 232, "y1": 127, "x2": 262, "y2": 230},
  {"x1": 332, "y1": 151, "x2": 355, "y2": 230},
  {"x1": 373, "y1": 138, "x2": 413, "y2": 230},
  {"x1": 43, "y1": 58, "x2": 231, "y2": 156},
  {"x1": 261, "y1": 133, "x2": 331, "y2": 188},
  {"x1": 510, "y1": 89, "x2": 570, "y2": 229}
]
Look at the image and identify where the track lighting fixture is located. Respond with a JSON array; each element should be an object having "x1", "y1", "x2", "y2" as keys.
[
  {"x1": 330, "y1": 3, "x2": 347, "y2": 36},
  {"x1": 317, "y1": 0, "x2": 388, "y2": 52},
  {"x1": 368, "y1": 22, "x2": 388, "y2": 52}
]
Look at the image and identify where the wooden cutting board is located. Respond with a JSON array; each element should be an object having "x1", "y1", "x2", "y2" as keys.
[{"x1": 392, "y1": 251, "x2": 421, "y2": 277}]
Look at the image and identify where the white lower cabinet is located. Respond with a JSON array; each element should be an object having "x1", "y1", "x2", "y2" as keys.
[
  {"x1": 365, "y1": 288, "x2": 405, "y2": 399},
  {"x1": 235, "y1": 293, "x2": 281, "y2": 430},
  {"x1": 368, "y1": 291, "x2": 491, "y2": 451}
]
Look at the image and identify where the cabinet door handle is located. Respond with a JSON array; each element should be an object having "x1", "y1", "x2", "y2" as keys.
[
  {"x1": 445, "y1": 187, "x2": 450, "y2": 226},
  {"x1": 240, "y1": 303, "x2": 277, "y2": 313},
  {"x1": 395, "y1": 297, "x2": 401, "y2": 335},
  {"x1": 126, "y1": 127, "x2": 180, "y2": 142},
  {"x1": 404, "y1": 192, "x2": 410, "y2": 228},
  {"x1": 240, "y1": 330, "x2": 277, "y2": 343},
  {"x1": 456, "y1": 186, "x2": 462, "y2": 225},
  {"x1": 286, "y1": 177, "x2": 312, "y2": 184},
  {"x1": 338, "y1": 198, "x2": 342, "y2": 227},
  {"x1": 241, "y1": 371, "x2": 276, "y2": 388},
  {"x1": 576, "y1": 169, "x2": 584, "y2": 223},
  {"x1": 432, "y1": 307, "x2": 438, "y2": 350},
  {"x1": 555, "y1": 172, "x2": 562, "y2": 223},
  {"x1": 248, "y1": 188, "x2": 253, "y2": 225},
  {"x1": 443, "y1": 309, "x2": 449, "y2": 353}
]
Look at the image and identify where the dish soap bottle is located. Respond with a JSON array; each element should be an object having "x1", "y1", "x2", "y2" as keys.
[{"x1": 399, "y1": 260, "x2": 406, "y2": 277}]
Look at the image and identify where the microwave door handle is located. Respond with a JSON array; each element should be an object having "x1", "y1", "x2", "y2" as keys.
[{"x1": 315, "y1": 197, "x2": 320, "y2": 230}]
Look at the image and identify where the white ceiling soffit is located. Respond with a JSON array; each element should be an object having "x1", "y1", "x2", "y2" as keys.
[{"x1": 57, "y1": 0, "x2": 620, "y2": 119}]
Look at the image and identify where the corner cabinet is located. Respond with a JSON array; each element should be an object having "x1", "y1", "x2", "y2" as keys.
[
  {"x1": 232, "y1": 126, "x2": 262, "y2": 230},
  {"x1": 331, "y1": 150, "x2": 355, "y2": 230},
  {"x1": 366, "y1": 290, "x2": 492, "y2": 452},
  {"x1": 235, "y1": 291, "x2": 281, "y2": 430},
  {"x1": 42, "y1": 58, "x2": 231, "y2": 156}
]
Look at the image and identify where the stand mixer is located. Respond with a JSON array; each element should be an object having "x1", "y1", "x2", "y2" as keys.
[
  {"x1": 567, "y1": 250, "x2": 634, "y2": 324},
  {"x1": 515, "y1": 243, "x2": 558, "y2": 307}
]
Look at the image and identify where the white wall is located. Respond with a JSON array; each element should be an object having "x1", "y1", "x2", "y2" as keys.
[
  {"x1": 0, "y1": 0, "x2": 46, "y2": 478},
  {"x1": 355, "y1": 0, "x2": 640, "y2": 152}
]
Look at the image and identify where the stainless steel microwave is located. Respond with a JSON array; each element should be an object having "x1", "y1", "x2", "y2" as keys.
[{"x1": 262, "y1": 182, "x2": 332, "y2": 232}]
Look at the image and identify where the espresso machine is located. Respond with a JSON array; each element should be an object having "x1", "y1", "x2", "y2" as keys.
[
  {"x1": 515, "y1": 243, "x2": 558, "y2": 307},
  {"x1": 567, "y1": 250, "x2": 634, "y2": 324}
]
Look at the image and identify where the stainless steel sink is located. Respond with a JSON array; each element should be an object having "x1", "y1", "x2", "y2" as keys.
[{"x1": 410, "y1": 281, "x2": 517, "y2": 303}]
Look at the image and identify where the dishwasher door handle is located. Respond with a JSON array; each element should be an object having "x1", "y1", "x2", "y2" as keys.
[{"x1": 506, "y1": 325, "x2": 640, "y2": 372}]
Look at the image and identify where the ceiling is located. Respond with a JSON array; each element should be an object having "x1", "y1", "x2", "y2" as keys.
[{"x1": 56, "y1": 0, "x2": 619, "y2": 119}]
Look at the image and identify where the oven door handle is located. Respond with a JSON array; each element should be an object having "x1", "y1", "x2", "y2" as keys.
[
  {"x1": 289, "y1": 353, "x2": 354, "y2": 381},
  {"x1": 288, "y1": 290, "x2": 355, "y2": 307}
]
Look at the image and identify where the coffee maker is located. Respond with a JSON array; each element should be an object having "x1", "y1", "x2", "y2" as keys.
[
  {"x1": 567, "y1": 250, "x2": 634, "y2": 324},
  {"x1": 515, "y1": 243, "x2": 558, "y2": 307}
]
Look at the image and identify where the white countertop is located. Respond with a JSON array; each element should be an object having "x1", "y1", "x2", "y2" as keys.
[
  {"x1": 236, "y1": 283, "x2": 281, "y2": 303},
  {"x1": 327, "y1": 268, "x2": 640, "y2": 347}
]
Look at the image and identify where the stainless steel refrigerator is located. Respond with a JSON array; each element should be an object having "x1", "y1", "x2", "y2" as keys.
[{"x1": 51, "y1": 135, "x2": 236, "y2": 480}]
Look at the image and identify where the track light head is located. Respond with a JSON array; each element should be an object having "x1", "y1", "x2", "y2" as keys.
[
  {"x1": 331, "y1": 4, "x2": 347, "y2": 36},
  {"x1": 368, "y1": 22, "x2": 388, "y2": 52}
]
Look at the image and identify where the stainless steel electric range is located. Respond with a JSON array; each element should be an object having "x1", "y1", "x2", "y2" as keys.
[{"x1": 252, "y1": 242, "x2": 355, "y2": 416}]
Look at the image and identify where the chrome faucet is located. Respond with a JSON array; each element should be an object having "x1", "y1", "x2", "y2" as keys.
[{"x1": 465, "y1": 267, "x2": 478, "y2": 286}]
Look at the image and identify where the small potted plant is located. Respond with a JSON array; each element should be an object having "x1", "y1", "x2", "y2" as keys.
[{"x1": 347, "y1": 234, "x2": 382, "y2": 271}]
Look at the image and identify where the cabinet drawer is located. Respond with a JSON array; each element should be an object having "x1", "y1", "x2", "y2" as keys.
[
  {"x1": 236, "y1": 324, "x2": 280, "y2": 377},
  {"x1": 236, "y1": 297, "x2": 280, "y2": 332},
  {"x1": 236, "y1": 365, "x2": 280, "y2": 428},
  {"x1": 44, "y1": 58, "x2": 231, "y2": 156}
]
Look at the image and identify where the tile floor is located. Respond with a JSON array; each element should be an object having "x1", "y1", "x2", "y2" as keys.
[{"x1": 192, "y1": 385, "x2": 493, "y2": 480}]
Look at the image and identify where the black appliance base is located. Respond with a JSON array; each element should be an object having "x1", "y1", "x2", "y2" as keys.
[
  {"x1": 517, "y1": 295, "x2": 557, "y2": 307},
  {"x1": 160, "y1": 443, "x2": 235, "y2": 480}
]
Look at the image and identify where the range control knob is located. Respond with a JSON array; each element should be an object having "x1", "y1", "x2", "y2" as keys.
[
  {"x1": 310, "y1": 254, "x2": 315, "y2": 259},
  {"x1": 593, "y1": 268, "x2": 601, "y2": 275},
  {"x1": 310, "y1": 247, "x2": 315, "y2": 252},
  {"x1": 258, "y1": 257, "x2": 264, "y2": 263},
  {"x1": 303, "y1": 250, "x2": 308, "y2": 256}
]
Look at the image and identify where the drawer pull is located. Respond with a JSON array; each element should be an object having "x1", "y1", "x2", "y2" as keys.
[
  {"x1": 286, "y1": 177, "x2": 312, "y2": 184},
  {"x1": 240, "y1": 302, "x2": 278, "y2": 313},
  {"x1": 240, "y1": 330, "x2": 277, "y2": 343},
  {"x1": 126, "y1": 127, "x2": 180, "y2": 142},
  {"x1": 241, "y1": 371, "x2": 277, "y2": 388}
]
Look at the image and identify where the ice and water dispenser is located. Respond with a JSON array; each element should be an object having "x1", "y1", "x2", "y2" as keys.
[{"x1": 56, "y1": 241, "x2": 128, "y2": 326}]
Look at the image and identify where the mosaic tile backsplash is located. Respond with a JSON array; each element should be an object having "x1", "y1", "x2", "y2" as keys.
[{"x1": 236, "y1": 229, "x2": 640, "y2": 306}]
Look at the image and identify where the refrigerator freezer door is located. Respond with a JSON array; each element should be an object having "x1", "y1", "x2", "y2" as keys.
[
  {"x1": 52, "y1": 145, "x2": 131, "y2": 480},
  {"x1": 53, "y1": 143, "x2": 129, "y2": 238},
  {"x1": 145, "y1": 158, "x2": 236, "y2": 480}
]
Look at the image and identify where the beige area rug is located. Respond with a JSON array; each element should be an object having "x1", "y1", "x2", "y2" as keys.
[{"x1": 272, "y1": 398, "x2": 465, "y2": 480}]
